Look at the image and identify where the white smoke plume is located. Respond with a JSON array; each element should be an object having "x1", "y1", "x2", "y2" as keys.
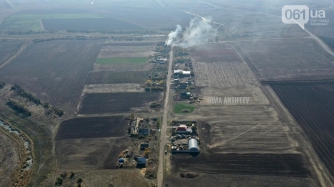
[
  {"x1": 165, "y1": 25, "x2": 182, "y2": 46},
  {"x1": 165, "y1": 17, "x2": 217, "y2": 48}
]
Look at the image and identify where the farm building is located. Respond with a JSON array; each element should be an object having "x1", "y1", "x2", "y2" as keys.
[
  {"x1": 140, "y1": 143, "x2": 149, "y2": 151},
  {"x1": 175, "y1": 124, "x2": 192, "y2": 134},
  {"x1": 155, "y1": 56, "x2": 168, "y2": 64},
  {"x1": 180, "y1": 92, "x2": 192, "y2": 99},
  {"x1": 136, "y1": 157, "x2": 146, "y2": 168},
  {"x1": 182, "y1": 71, "x2": 191, "y2": 77},
  {"x1": 138, "y1": 128, "x2": 150, "y2": 136},
  {"x1": 188, "y1": 138, "x2": 199, "y2": 152},
  {"x1": 174, "y1": 69, "x2": 183, "y2": 75}
]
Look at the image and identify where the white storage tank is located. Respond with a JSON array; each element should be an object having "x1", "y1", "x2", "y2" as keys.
[{"x1": 188, "y1": 138, "x2": 199, "y2": 152}]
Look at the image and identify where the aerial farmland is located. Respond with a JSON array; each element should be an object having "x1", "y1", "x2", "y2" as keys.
[{"x1": 0, "y1": 0, "x2": 334, "y2": 187}]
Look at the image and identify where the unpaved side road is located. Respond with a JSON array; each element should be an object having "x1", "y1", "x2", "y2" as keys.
[
  {"x1": 0, "y1": 40, "x2": 30, "y2": 69},
  {"x1": 157, "y1": 47, "x2": 173, "y2": 187},
  {"x1": 304, "y1": 28, "x2": 334, "y2": 56}
]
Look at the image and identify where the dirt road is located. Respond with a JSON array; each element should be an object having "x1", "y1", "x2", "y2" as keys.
[
  {"x1": 0, "y1": 40, "x2": 30, "y2": 69},
  {"x1": 303, "y1": 28, "x2": 334, "y2": 56},
  {"x1": 157, "y1": 47, "x2": 173, "y2": 187}
]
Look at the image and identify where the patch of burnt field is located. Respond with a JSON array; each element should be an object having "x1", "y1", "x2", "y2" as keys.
[
  {"x1": 56, "y1": 136, "x2": 130, "y2": 170},
  {"x1": 171, "y1": 153, "x2": 309, "y2": 177},
  {"x1": 79, "y1": 92, "x2": 161, "y2": 114},
  {"x1": 189, "y1": 44, "x2": 242, "y2": 63},
  {"x1": 269, "y1": 81, "x2": 334, "y2": 176},
  {"x1": 56, "y1": 116, "x2": 127, "y2": 140},
  {"x1": 234, "y1": 38, "x2": 334, "y2": 81}
]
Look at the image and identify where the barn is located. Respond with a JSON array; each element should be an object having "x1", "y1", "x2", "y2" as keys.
[{"x1": 188, "y1": 138, "x2": 199, "y2": 152}]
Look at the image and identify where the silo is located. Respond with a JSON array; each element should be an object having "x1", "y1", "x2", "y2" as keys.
[{"x1": 188, "y1": 138, "x2": 199, "y2": 152}]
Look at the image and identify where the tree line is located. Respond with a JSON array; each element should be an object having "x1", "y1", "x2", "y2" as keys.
[
  {"x1": 11, "y1": 84, "x2": 41, "y2": 105},
  {"x1": 10, "y1": 84, "x2": 64, "y2": 117},
  {"x1": 66, "y1": 29, "x2": 158, "y2": 34},
  {"x1": 6, "y1": 99, "x2": 31, "y2": 117},
  {"x1": 33, "y1": 35, "x2": 144, "y2": 43},
  {"x1": 154, "y1": 42, "x2": 171, "y2": 58}
]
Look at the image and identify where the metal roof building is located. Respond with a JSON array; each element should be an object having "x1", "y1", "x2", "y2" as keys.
[
  {"x1": 136, "y1": 157, "x2": 146, "y2": 168},
  {"x1": 188, "y1": 138, "x2": 199, "y2": 152}
]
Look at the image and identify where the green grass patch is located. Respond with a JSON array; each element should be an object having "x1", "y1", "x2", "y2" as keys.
[
  {"x1": 0, "y1": 13, "x2": 103, "y2": 32},
  {"x1": 96, "y1": 57, "x2": 150, "y2": 64},
  {"x1": 174, "y1": 103, "x2": 195, "y2": 114}
]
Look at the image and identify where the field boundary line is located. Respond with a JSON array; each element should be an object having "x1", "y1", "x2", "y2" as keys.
[
  {"x1": 0, "y1": 40, "x2": 30, "y2": 69},
  {"x1": 5, "y1": 0, "x2": 14, "y2": 8},
  {"x1": 155, "y1": 0, "x2": 165, "y2": 8},
  {"x1": 303, "y1": 28, "x2": 334, "y2": 57},
  {"x1": 39, "y1": 19, "x2": 45, "y2": 31},
  {"x1": 230, "y1": 44, "x2": 259, "y2": 84}
]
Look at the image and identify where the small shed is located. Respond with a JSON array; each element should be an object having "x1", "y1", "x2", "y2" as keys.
[
  {"x1": 136, "y1": 157, "x2": 146, "y2": 168},
  {"x1": 140, "y1": 143, "x2": 149, "y2": 151},
  {"x1": 118, "y1": 158, "x2": 125, "y2": 163}
]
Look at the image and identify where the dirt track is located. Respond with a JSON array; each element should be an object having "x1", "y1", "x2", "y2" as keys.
[
  {"x1": 0, "y1": 40, "x2": 30, "y2": 69},
  {"x1": 157, "y1": 47, "x2": 173, "y2": 187}
]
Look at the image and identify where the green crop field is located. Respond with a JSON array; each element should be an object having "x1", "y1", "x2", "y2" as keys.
[
  {"x1": 0, "y1": 13, "x2": 103, "y2": 32},
  {"x1": 96, "y1": 57, "x2": 150, "y2": 64},
  {"x1": 174, "y1": 103, "x2": 195, "y2": 114}
]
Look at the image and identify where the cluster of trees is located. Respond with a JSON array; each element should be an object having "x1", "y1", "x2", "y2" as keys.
[
  {"x1": 159, "y1": 27, "x2": 176, "y2": 31},
  {"x1": 66, "y1": 29, "x2": 158, "y2": 34},
  {"x1": 55, "y1": 171, "x2": 82, "y2": 187},
  {"x1": 42, "y1": 102, "x2": 64, "y2": 117},
  {"x1": 154, "y1": 45, "x2": 170, "y2": 58},
  {"x1": 145, "y1": 87, "x2": 164, "y2": 92},
  {"x1": 11, "y1": 84, "x2": 41, "y2": 105},
  {"x1": 0, "y1": 80, "x2": 5, "y2": 89},
  {"x1": 173, "y1": 46, "x2": 189, "y2": 57},
  {"x1": 6, "y1": 100, "x2": 31, "y2": 117},
  {"x1": 110, "y1": 36, "x2": 144, "y2": 41},
  {"x1": 33, "y1": 36, "x2": 109, "y2": 43},
  {"x1": 150, "y1": 102, "x2": 161, "y2": 108},
  {"x1": 2, "y1": 30, "x2": 56, "y2": 35},
  {"x1": 173, "y1": 57, "x2": 192, "y2": 64},
  {"x1": 33, "y1": 36, "x2": 144, "y2": 44},
  {"x1": 52, "y1": 106, "x2": 64, "y2": 117}
]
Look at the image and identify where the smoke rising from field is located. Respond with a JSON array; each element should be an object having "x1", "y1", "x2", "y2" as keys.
[
  {"x1": 165, "y1": 17, "x2": 217, "y2": 48},
  {"x1": 165, "y1": 25, "x2": 182, "y2": 46}
]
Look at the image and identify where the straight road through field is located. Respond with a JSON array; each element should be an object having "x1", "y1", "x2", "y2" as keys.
[
  {"x1": 0, "y1": 41, "x2": 30, "y2": 69},
  {"x1": 304, "y1": 28, "x2": 334, "y2": 56},
  {"x1": 157, "y1": 47, "x2": 173, "y2": 187}
]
